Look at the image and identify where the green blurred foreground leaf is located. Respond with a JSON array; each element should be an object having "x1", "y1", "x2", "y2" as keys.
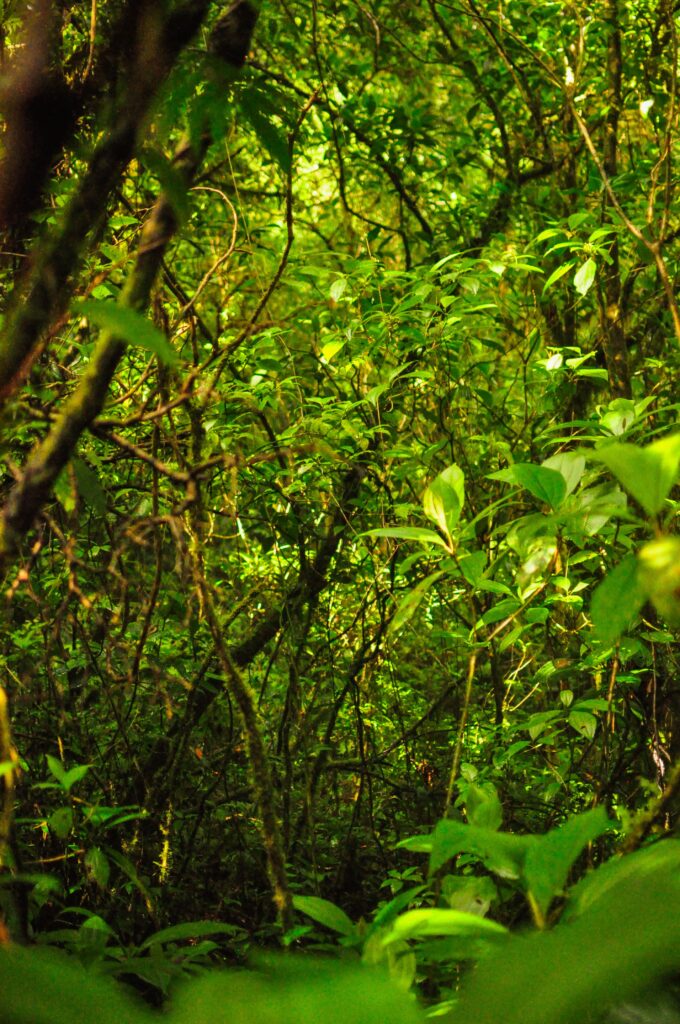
[
  {"x1": 446, "y1": 848, "x2": 680, "y2": 1024},
  {"x1": 0, "y1": 949, "x2": 423, "y2": 1024}
]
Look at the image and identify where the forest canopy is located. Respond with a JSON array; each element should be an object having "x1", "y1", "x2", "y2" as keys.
[{"x1": 0, "y1": 1, "x2": 679, "y2": 1022}]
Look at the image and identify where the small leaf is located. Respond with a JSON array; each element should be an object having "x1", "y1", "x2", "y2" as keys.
[
  {"x1": 46, "y1": 754, "x2": 66, "y2": 785},
  {"x1": 84, "y1": 848, "x2": 110, "y2": 890},
  {"x1": 329, "y1": 277, "x2": 348, "y2": 302},
  {"x1": 573, "y1": 257, "x2": 596, "y2": 296},
  {"x1": 430, "y1": 820, "x2": 528, "y2": 879},
  {"x1": 590, "y1": 555, "x2": 647, "y2": 645},
  {"x1": 60, "y1": 763, "x2": 91, "y2": 793},
  {"x1": 74, "y1": 300, "x2": 178, "y2": 366},
  {"x1": 293, "y1": 896, "x2": 355, "y2": 936},
  {"x1": 48, "y1": 807, "x2": 74, "y2": 840},
  {"x1": 364, "y1": 526, "x2": 449, "y2": 549},
  {"x1": 542, "y1": 452, "x2": 585, "y2": 497},
  {"x1": 422, "y1": 464, "x2": 465, "y2": 542},
  {"x1": 465, "y1": 784, "x2": 502, "y2": 831}
]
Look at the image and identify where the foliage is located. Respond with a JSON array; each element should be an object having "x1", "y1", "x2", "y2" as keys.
[{"x1": 0, "y1": 0, "x2": 679, "y2": 1020}]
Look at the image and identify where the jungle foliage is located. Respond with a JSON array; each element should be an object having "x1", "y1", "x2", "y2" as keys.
[{"x1": 0, "y1": 0, "x2": 680, "y2": 1021}]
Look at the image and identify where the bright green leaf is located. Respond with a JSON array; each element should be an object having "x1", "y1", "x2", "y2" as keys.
[
  {"x1": 423, "y1": 464, "x2": 465, "y2": 542},
  {"x1": 293, "y1": 896, "x2": 355, "y2": 936},
  {"x1": 591, "y1": 434, "x2": 680, "y2": 516},
  {"x1": 573, "y1": 258, "x2": 596, "y2": 296},
  {"x1": 489, "y1": 464, "x2": 567, "y2": 509}
]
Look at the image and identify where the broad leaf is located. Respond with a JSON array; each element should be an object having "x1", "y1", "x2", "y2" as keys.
[
  {"x1": 590, "y1": 555, "x2": 647, "y2": 645},
  {"x1": 573, "y1": 257, "x2": 596, "y2": 296},
  {"x1": 523, "y1": 808, "x2": 610, "y2": 918},
  {"x1": 423, "y1": 464, "x2": 465, "y2": 542},
  {"x1": 591, "y1": 434, "x2": 680, "y2": 516},
  {"x1": 489, "y1": 464, "x2": 567, "y2": 510},
  {"x1": 449, "y1": 858, "x2": 680, "y2": 1024},
  {"x1": 293, "y1": 896, "x2": 355, "y2": 936},
  {"x1": 381, "y1": 908, "x2": 507, "y2": 945},
  {"x1": 429, "y1": 820, "x2": 528, "y2": 879},
  {"x1": 74, "y1": 300, "x2": 178, "y2": 366}
]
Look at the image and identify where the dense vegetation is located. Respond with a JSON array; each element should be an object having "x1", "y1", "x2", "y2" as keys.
[{"x1": 1, "y1": 1, "x2": 680, "y2": 1021}]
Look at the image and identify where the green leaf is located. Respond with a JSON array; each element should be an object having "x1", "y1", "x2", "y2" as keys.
[
  {"x1": 84, "y1": 848, "x2": 110, "y2": 889},
  {"x1": 390, "y1": 571, "x2": 446, "y2": 634},
  {"x1": 542, "y1": 261, "x2": 575, "y2": 294},
  {"x1": 573, "y1": 257, "x2": 596, "y2": 296},
  {"x1": 46, "y1": 754, "x2": 66, "y2": 785},
  {"x1": 73, "y1": 300, "x2": 178, "y2": 366},
  {"x1": 449, "y1": 857, "x2": 680, "y2": 1024},
  {"x1": 541, "y1": 452, "x2": 585, "y2": 497},
  {"x1": 73, "y1": 459, "x2": 107, "y2": 514},
  {"x1": 166, "y1": 958, "x2": 424, "y2": 1024},
  {"x1": 637, "y1": 536, "x2": 680, "y2": 626},
  {"x1": 563, "y1": 839, "x2": 680, "y2": 921},
  {"x1": 591, "y1": 434, "x2": 680, "y2": 516},
  {"x1": 364, "y1": 526, "x2": 449, "y2": 548},
  {"x1": 429, "y1": 820, "x2": 529, "y2": 879},
  {"x1": 369, "y1": 886, "x2": 428, "y2": 934},
  {"x1": 381, "y1": 908, "x2": 507, "y2": 945},
  {"x1": 465, "y1": 784, "x2": 502, "y2": 831},
  {"x1": 0, "y1": 945, "x2": 154, "y2": 1024},
  {"x1": 442, "y1": 875, "x2": 497, "y2": 916},
  {"x1": 48, "y1": 807, "x2": 74, "y2": 840},
  {"x1": 139, "y1": 921, "x2": 239, "y2": 950},
  {"x1": 489, "y1": 464, "x2": 567, "y2": 509},
  {"x1": 61, "y1": 763, "x2": 91, "y2": 793},
  {"x1": 590, "y1": 555, "x2": 647, "y2": 645},
  {"x1": 329, "y1": 277, "x2": 348, "y2": 302},
  {"x1": 293, "y1": 896, "x2": 355, "y2": 936},
  {"x1": 523, "y1": 808, "x2": 610, "y2": 918},
  {"x1": 568, "y1": 710, "x2": 597, "y2": 738},
  {"x1": 422, "y1": 464, "x2": 465, "y2": 542},
  {"x1": 240, "y1": 102, "x2": 291, "y2": 172}
]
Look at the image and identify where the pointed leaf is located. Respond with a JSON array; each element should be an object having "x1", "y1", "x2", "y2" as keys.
[
  {"x1": 591, "y1": 435, "x2": 680, "y2": 516},
  {"x1": 74, "y1": 300, "x2": 178, "y2": 366},
  {"x1": 573, "y1": 257, "x2": 596, "y2": 296},
  {"x1": 293, "y1": 896, "x2": 355, "y2": 936},
  {"x1": 489, "y1": 464, "x2": 567, "y2": 509},
  {"x1": 590, "y1": 555, "x2": 647, "y2": 645},
  {"x1": 423, "y1": 464, "x2": 465, "y2": 541}
]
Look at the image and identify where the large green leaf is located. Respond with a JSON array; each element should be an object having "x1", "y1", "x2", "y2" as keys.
[
  {"x1": 591, "y1": 434, "x2": 680, "y2": 516},
  {"x1": 429, "y1": 820, "x2": 528, "y2": 878},
  {"x1": 293, "y1": 896, "x2": 355, "y2": 936},
  {"x1": 446, "y1": 858, "x2": 680, "y2": 1024},
  {"x1": 590, "y1": 555, "x2": 647, "y2": 645},
  {"x1": 489, "y1": 464, "x2": 567, "y2": 510},
  {"x1": 74, "y1": 300, "x2": 179, "y2": 366},
  {"x1": 523, "y1": 808, "x2": 610, "y2": 919}
]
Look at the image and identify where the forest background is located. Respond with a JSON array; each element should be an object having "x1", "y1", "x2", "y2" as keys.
[{"x1": 1, "y1": 1, "x2": 680, "y2": 1022}]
